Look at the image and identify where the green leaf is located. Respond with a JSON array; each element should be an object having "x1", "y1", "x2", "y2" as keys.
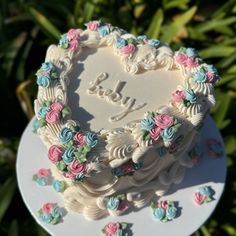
[
  {"x1": 62, "y1": 107, "x2": 71, "y2": 118},
  {"x1": 222, "y1": 224, "x2": 236, "y2": 236},
  {"x1": 213, "y1": 92, "x2": 231, "y2": 129},
  {"x1": 224, "y1": 135, "x2": 236, "y2": 155},
  {"x1": 200, "y1": 225, "x2": 211, "y2": 236},
  {"x1": 163, "y1": 0, "x2": 190, "y2": 10},
  {"x1": 146, "y1": 9, "x2": 164, "y2": 39},
  {"x1": 0, "y1": 177, "x2": 17, "y2": 222},
  {"x1": 84, "y1": 2, "x2": 95, "y2": 22},
  {"x1": 199, "y1": 46, "x2": 236, "y2": 59},
  {"x1": 161, "y1": 6, "x2": 197, "y2": 43},
  {"x1": 8, "y1": 219, "x2": 19, "y2": 236},
  {"x1": 27, "y1": 7, "x2": 61, "y2": 40},
  {"x1": 195, "y1": 17, "x2": 236, "y2": 33}
]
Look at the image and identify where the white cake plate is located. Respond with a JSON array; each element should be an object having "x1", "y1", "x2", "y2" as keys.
[{"x1": 17, "y1": 115, "x2": 226, "y2": 236}]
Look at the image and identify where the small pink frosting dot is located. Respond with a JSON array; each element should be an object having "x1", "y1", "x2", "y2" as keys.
[
  {"x1": 37, "y1": 168, "x2": 50, "y2": 177},
  {"x1": 42, "y1": 203, "x2": 54, "y2": 214}
]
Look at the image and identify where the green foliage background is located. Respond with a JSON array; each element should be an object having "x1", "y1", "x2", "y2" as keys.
[{"x1": 0, "y1": 0, "x2": 236, "y2": 235}]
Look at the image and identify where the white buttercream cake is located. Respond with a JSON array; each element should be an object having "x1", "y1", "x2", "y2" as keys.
[{"x1": 33, "y1": 20, "x2": 219, "y2": 220}]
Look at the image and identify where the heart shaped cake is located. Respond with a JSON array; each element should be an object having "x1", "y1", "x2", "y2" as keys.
[{"x1": 33, "y1": 20, "x2": 219, "y2": 220}]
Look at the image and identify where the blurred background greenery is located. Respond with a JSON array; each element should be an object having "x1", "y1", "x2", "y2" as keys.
[{"x1": 0, "y1": 0, "x2": 236, "y2": 235}]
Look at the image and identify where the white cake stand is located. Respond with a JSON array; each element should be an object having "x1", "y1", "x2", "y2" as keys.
[{"x1": 16, "y1": 115, "x2": 226, "y2": 236}]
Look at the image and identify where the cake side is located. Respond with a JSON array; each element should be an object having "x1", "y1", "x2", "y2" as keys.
[{"x1": 33, "y1": 21, "x2": 219, "y2": 220}]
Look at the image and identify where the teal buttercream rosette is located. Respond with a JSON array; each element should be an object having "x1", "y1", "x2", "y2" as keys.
[{"x1": 36, "y1": 62, "x2": 59, "y2": 88}]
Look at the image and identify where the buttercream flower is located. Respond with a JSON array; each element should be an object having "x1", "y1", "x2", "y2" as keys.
[
  {"x1": 40, "y1": 213, "x2": 53, "y2": 224},
  {"x1": 51, "y1": 206, "x2": 62, "y2": 219},
  {"x1": 42, "y1": 203, "x2": 54, "y2": 214},
  {"x1": 117, "y1": 201, "x2": 129, "y2": 215},
  {"x1": 185, "y1": 89, "x2": 197, "y2": 104},
  {"x1": 193, "y1": 70, "x2": 207, "y2": 83},
  {"x1": 199, "y1": 186, "x2": 211, "y2": 198},
  {"x1": 67, "y1": 159, "x2": 87, "y2": 175},
  {"x1": 120, "y1": 44, "x2": 136, "y2": 55},
  {"x1": 50, "y1": 102, "x2": 63, "y2": 112},
  {"x1": 154, "y1": 114, "x2": 174, "y2": 129},
  {"x1": 148, "y1": 39, "x2": 160, "y2": 48},
  {"x1": 53, "y1": 180, "x2": 65, "y2": 192},
  {"x1": 116, "y1": 37, "x2": 127, "y2": 49},
  {"x1": 107, "y1": 197, "x2": 120, "y2": 210},
  {"x1": 140, "y1": 117, "x2": 155, "y2": 131},
  {"x1": 85, "y1": 20, "x2": 100, "y2": 31},
  {"x1": 37, "y1": 106, "x2": 50, "y2": 118},
  {"x1": 41, "y1": 62, "x2": 54, "y2": 71},
  {"x1": 97, "y1": 25, "x2": 110, "y2": 37},
  {"x1": 175, "y1": 53, "x2": 188, "y2": 66},
  {"x1": 193, "y1": 191, "x2": 206, "y2": 205},
  {"x1": 172, "y1": 90, "x2": 186, "y2": 103},
  {"x1": 206, "y1": 71, "x2": 214, "y2": 82},
  {"x1": 150, "y1": 126, "x2": 162, "y2": 141},
  {"x1": 67, "y1": 29, "x2": 79, "y2": 41},
  {"x1": 105, "y1": 222, "x2": 120, "y2": 235},
  {"x1": 153, "y1": 207, "x2": 165, "y2": 221},
  {"x1": 48, "y1": 145, "x2": 63, "y2": 163},
  {"x1": 186, "y1": 57, "x2": 199, "y2": 68},
  {"x1": 37, "y1": 74, "x2": 51, "y2": 88},
  {"x1": 36, "y1": 177, "x2": 47, "y2": 186},
  {"x1": 166, "y1": 206, "x2": 177, "y2": 220},
  {"x1": 121, "y1": 163, "x2": 133, "y2": 174},
  {"x1": 186, "y1": 47, "x2": 198, "y2": 58},
  {"x1": 69, "y1": 39, "x2": 79, "y2": 50},
  {"x1": 85, "y1": 132, "x2": 98, "y2": 148},
  {"x1": 73, "y1": 132, "x2": 85, "y2": 146},
  {"x1": 59, "y1": 127, "x2": 74, "y2": 144},
  {"x1": 161, "y1": 126, "x2": 176, "y2": 142},
  {"x1": 62, "y1": 147, "x2": 75, "y2": 164},
  {"x1": 45, "y1": 110, "x2": 61, "y2": 124},
  {"x1": 37, "y1": 168, "x2": 50, "y2": 177},
  {"x1": 137, "y1": 35, "x2": 148, "y2": 42},
  {"x1": 158, "y1": 200, "x2": 168, "y2": 209}
]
